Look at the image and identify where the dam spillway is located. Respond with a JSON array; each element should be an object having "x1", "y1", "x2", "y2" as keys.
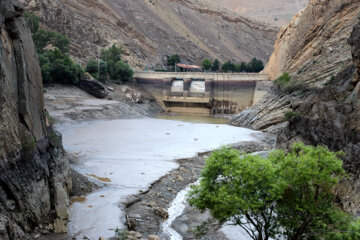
[{"x1": 134, "y1": 72, "x2": 271, "y2": 115}]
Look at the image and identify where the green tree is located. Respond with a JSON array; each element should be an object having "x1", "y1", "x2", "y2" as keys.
[
  {"x1": 212, "y1": 59, "x2": 220, "y2": 71},
  {"x1": 189, "y1": 143, "x2": 348, "y2": 240},
  {"x1": 32, "y1": 29, "x2": 70, "y2": 53},
  {"x1": 24, "y1": 12, "x2": 40, "y2": 34},
  {"x1": 222, "y1": 61, "x2": 236, "y2": 72},
  {"x1": 101, "y1": 45, "x2": 132, "y2": 82},
  {"x1": 167, "y1": 54, "x2": 181, "y2": 67},
  {"x1": 247, "y1": 58, "x2": 264, "y2": 73},
  {"x1": 111, "y1": 61, "x2": 133, "y2": 82},
  {"x1": 99, "y1": 60, "x2": 108, "y2": 82},
  {"x1": 101, "y1": 45, "x2": 123, "y2": 64},
  {"x1": 39, "y1": 49, "x2": 83, "y2": 84},
  {"x1": 86, "y1": 59, "x2": 99, "y2": 78},
  {"x1": 202, "y1": 58, "x2": 212, "y2": 71}
]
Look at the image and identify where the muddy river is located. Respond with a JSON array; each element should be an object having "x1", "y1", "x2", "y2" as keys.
[{"x1": 56, "y1": 117, "x2": 268, "y2": 239}]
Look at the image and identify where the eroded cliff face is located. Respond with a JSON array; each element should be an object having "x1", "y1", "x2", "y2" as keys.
[
  {"x1": 232, "y1": 2, "x2": 360, "y2": 214},
  {"x1": 20, "y1": 0, "x2": 278, "y2": 69},
  {"x1": 0, "y1": 1, "x2": 71, "y2": 238},
  {"x1": 265, "y1": 0, "x2": 360, "y2": 86}
]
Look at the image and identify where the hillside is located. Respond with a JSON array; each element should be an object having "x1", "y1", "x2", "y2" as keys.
[
  {"x1": 21, "y1": 0, "x2": 278, "y2": 69},
  {"x1": 210, "y1": 0, "x2": 308, "y2": 27}
]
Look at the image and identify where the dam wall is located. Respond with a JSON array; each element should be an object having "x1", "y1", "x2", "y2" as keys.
[{"x1": 134, "y1": 72, "x2": 271, "y2": 114}]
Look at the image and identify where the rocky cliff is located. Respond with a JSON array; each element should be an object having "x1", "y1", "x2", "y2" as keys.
[
  {"x1": 232, "y1": 0, "x2": 360, "y2": 214},
  {"x1": 20, "y1": 0, "x2": 278, "y2": 69},
  {"x1": 265, "y1": 0, "x2": 360, "y2": 85},
  {"x1": 0, "y1": 1, "x2": 71, "y2": 238}
]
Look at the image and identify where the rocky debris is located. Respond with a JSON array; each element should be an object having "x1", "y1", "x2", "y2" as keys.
[
  {"x1": 70, "y1": 169, "x2": 99, "y2": 197},
  {"x1": 147, "y1": 235, "x2": 161, "y2": 240},
  {"x1": 265, "y1": 0, "x2": 360, "y2": 86},
  {"x1": 0, "y1": 0, "x2": 71, "y2": 238},
  {"x1": 125, "y1": 140, "x2": 275, "y2": 239},
  {"x1": 20, "y1": 0, "x2": 277, "y2": 68},
  {"x1": 76, "y1": 73, "x2": 109, "y2": 99},
  {"x1": 122, "y1": 87, "x2": 144, "y2": 104},
  {"x1": 44, "y1": 84, "x2": 163, "y2": 123}
]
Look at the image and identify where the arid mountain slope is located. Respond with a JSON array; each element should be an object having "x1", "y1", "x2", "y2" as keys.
[
  {"x1": 210, "y1": 0, "x2": 308, "y2": 27},
  {"x1": 21, "y1": 0, "x2": 278, "y2": 69}
]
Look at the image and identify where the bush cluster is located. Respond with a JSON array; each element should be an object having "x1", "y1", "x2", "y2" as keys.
[
  {"x1": 24, "y1": 12, "x2": 83, "y2": 84},
  {"x1": 274, "y1": 72, "x2": 306, "y2": 94},
  {"x1": 221, "y1": 58, "x2": 264, "y2": 73},
  {"x1": 86, "y1": 45, "x2": 133, "y2": 82},
  {"x1": 189, "y1": 143, "x2": 360, "y2": 240}
]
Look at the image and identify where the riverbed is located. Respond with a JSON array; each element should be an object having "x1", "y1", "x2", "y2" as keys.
[{"x1": 56, "y1": 117, "x2": 270, "y2": 239}]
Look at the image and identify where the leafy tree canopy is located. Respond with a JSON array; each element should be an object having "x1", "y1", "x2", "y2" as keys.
[
  {"x1": 167, "y1": 54, "x2": 181, "y2": 67},
  {"x1": 212, "y1": 59, "x2": 220, "y2": 71},
  {"x1": 202, "y1": 58, "x2": 212, "y2": 71},
  {"x1": 189, "y1": 143, "x2": 356, "y2": 240}
]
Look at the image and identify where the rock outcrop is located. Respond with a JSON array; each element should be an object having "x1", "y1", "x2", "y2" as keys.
[
  {"x1": 232, "y1": 2, "x2": 360, "y2": 214},
  {"x1": 77, "y1": 73, "x2": 109, "y2": 99},
  {"x1": 265, "y1": 0, "x2": 360, "y2": 86},
  {"x1": 0, "y1": 1, "x2": 71, "y2": 238},
  {"x1": 20, "y1": 0, "x2": 278, "y2": 69}
]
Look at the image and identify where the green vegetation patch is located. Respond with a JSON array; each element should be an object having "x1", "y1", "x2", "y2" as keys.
[
  {"x1": 188, "y1": 143, "x2": 360, "y2": 240},
  {"x1": 24, "y1": 12, "x2": 83, "y2": 85},
  {"x1": 274, "y1": 72, "x2": 306, "y2": 94}
]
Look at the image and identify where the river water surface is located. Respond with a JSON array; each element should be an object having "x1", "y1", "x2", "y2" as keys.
[{"x1": 57, "y1": 117, "x2": 267, "y2": 239}]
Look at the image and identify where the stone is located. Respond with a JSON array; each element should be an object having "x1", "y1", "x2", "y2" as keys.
[
  {"x1": 153, "y1": 207, "x2": 169, "y2": 219},
  {"x1": 77, "y1": 73, "x2": 109, "y2": 99},
  {"x1": 148, "y1": 235, "x2": 161, "y2": 240}
]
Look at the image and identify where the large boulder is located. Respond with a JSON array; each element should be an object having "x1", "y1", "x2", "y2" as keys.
[{"x1": 77, "y1": 73, "x2": 109, "y2": 98}]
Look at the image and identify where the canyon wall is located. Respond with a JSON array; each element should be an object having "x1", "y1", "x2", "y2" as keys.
[
  {"x1": 264, "y1": 0, "x2": 360, "y2": 86},
  {"x1": 20, "y1": 0, "x2": 278, "y2": 69},
  {"x1": 0, "y1": 1, "x2": 70, "y2": 238},
  {"x1": 232, "y1": 0, "x2": 360, "y2": 214}
]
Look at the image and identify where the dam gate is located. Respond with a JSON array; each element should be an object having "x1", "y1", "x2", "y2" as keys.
[{"x1": 134, "y1": 72, "x2": 270, "y2": 115}]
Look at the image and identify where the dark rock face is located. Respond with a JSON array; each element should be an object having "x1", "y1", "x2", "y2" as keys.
[
  {"x1": 76, "y1": 73, "x2": 109, "y2": 99},
  {"x1": 0, "y1": 0, "x2": 71, "y2": 238}
]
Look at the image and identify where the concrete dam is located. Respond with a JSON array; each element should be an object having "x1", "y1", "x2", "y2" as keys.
[{"x1": 134, "y1": 72, "x2": 271, "y2": 115}]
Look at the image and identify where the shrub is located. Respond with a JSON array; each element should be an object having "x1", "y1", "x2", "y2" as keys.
[
  {"x1": 202, "y1": 58, "x2": 212, "y2": 71},
  {"x1": 24, "y1": 12, "x2": 39, "y2": 34},
  {"x1": 101, "y1": 45, "x2": 133, "y2": 82},
  {"x1": 189, "y1": 143, "x2": 348, "y2": 240},
  {"x1": 39, "y1": 50, "x2": 83, "y2": 84},
  {"x1": 246, "y1": 57, "x2": 264, "y2": 73},
  {"x1": 114, "y1": 228, "x2": 128, "y2": 240},
  {"x1": 212, "y1": 59, "x2": 220, "y2": 71},
  {"x1": 284, "y1": 110, "x2": 300, "y2": 122},
  {"x1": 222, "y1": 61, "x2": 236, "y2": 72},
  {"x1": 167, "y1": 54, "x2": 181, "y2": 67},
  {"x1": 274, "y1": 73, "x2": 306, "y2": 94},
  {"x1": 112, "y1": 61, "x2": 133, "y2": 82}
]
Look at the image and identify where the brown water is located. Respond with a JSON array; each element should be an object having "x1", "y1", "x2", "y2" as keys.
[{"x1": 157, "y1": 114, "x2": 229, "y2": 124}]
